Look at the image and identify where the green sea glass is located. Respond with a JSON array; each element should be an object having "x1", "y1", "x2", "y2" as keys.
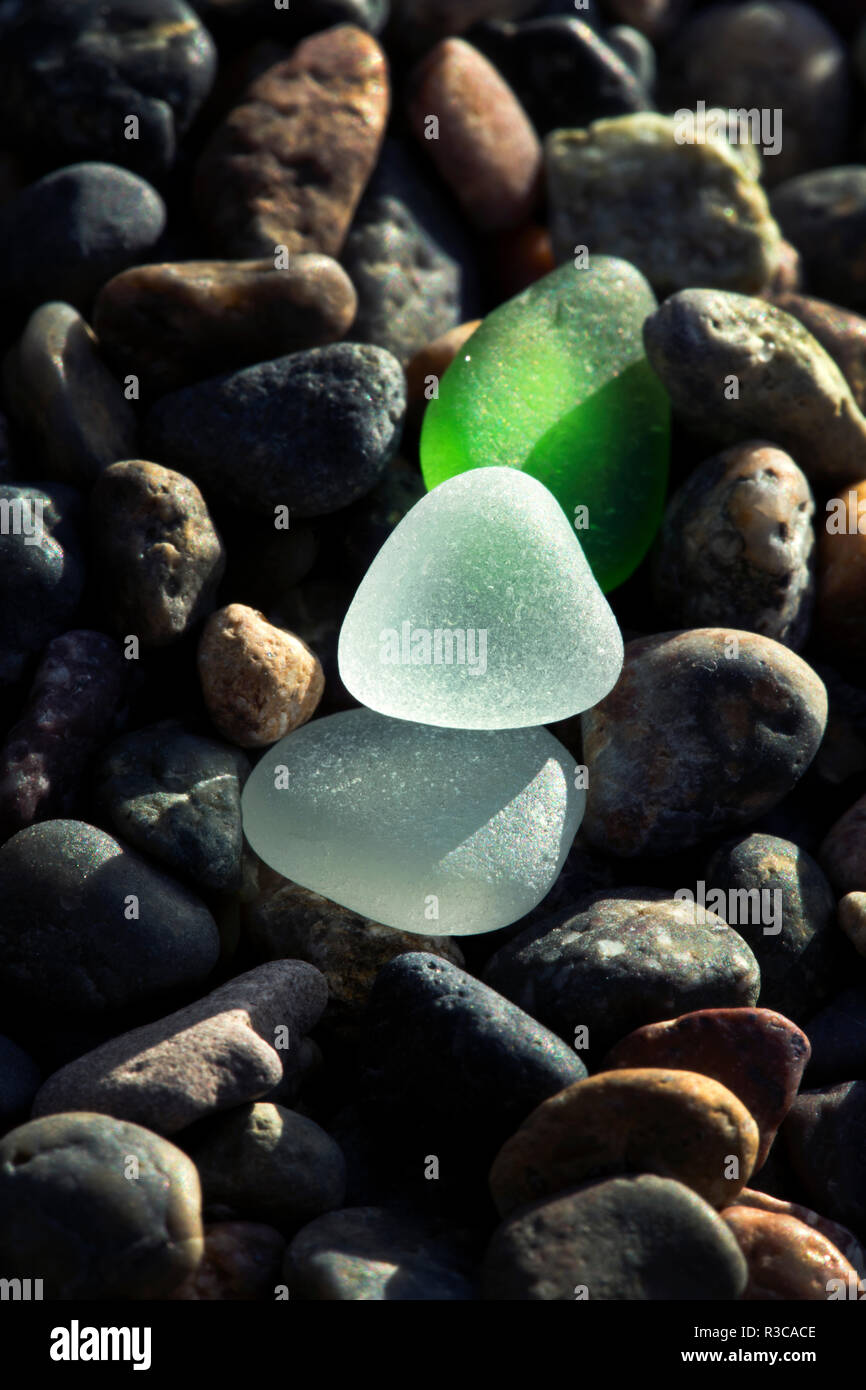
[{"x1": 420, "y1": 256, "x2": 670, "y2": 592}]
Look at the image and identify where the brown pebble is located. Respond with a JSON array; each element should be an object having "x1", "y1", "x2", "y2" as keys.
[
  {"x1": 730, "y1": 1188, "x2": 866, "y2": 1276},
  {"x1": 820, "y1": 789, "x2": 866, "y2": 896},
  {"x1": 491, "y1": 224, "x2": 556, "y2": 299},
  {"x1": 168, "y1": 1222, "x2": 285, "y2": 1301},
  {"x1": 405, "y1": 320, "x2": 481, "y2": 419},
  {"x1": 194, "y1": 26, "x2": 389, "y2": 259},
  {"x1": 816, "y1": 478, "x2": 866, "y2": 663},
  {"x1": 839, "y1": 893, "x2": 866, "y2": 957},
  {"x1": 721, "y1": 1205, "x2": 859, "y2": 1300},
  {"x1": 407, "y1": 38, "x2": 542, "y2": 233},
  {"x1": 763, "y1": 240, "x2": 803, "y2": 297},
  {"x1": 774, "y1": 293, "x2": 866, "y2": 413},
  {"x1": 94, "y1": 255, "x2": 358, "y2": 395},
  {"x1": 198, "y1": 603, "x2": 324, "y2": 748},
  {"x1": 488, "y1": 1068, "x2": 759, "y2": 1216}
]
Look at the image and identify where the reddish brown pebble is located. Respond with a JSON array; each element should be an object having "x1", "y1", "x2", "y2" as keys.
[
  {"x1": 730, "y1": 1188, "x2": 866, "y2": 1275},
  {"x1": 195, "y1": 26, "x2": 389, "y2": 259},
  {"x1": 603, "y1": 1007, "x2": 810, "y2": 1169},
  {"x1": 198, "y1": 603, "x2": 324, "y2": 749},
  {"x1": 775, "y1": 294, "x2": 866, "y2": 413},
  {"x1": 405, "y1": 320, "x2": 481, "y2": 420},
  {"x1": 820, "y1": 789, "x2": 866, "y2": 896},
  {"x1": 763, "y1": 241, "x2": 803, "y2": 297},
  {"x1": 721, "y1": 1205, "x2": 860, "y2": 1300},
  {"x1": 407, "y1": 38, "x2": 542, "y2": 233},
  {"x1": 816, "y1": 477, "x2": 866, "y2": 663},
  {"x1": 168, "y1": 1222, "x2": 285, "y2": 1301}
]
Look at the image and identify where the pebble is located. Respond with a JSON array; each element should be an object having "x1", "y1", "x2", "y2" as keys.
[
  {"x1": 0, "y1": 163, "x2": 167, "y2": 317},
  {"x1": 0, "y1": 632, "x2": 126, "y2": 840},
  {"x1": 194, "y1": 26, "x2": 388, "y2": 259},
  {"x1": 704, "y1": 834, "x2": 840, "y2": 1024},
  {"x1": 819, "y1": 790, "x2": 866, "y2": 896},
  {"x1": 340, "y1": 458, "x2": 428, "y2": 578},
  {"x1": 220, "y1": 513, "x2": 319, "y2": 612},
  {"x1": 168, "y1": 1221, "x2": 285, "y2": 1301},
  {"x1": 803, "y1": 987, "x2": 866, "y2": 1086},
  {"x1": 0, "y1": 483, "x2": 85, "y2": 688},
  {"x1": 604, "y1": 1008, "x2": 810, "y2": 1170},
  {"x1": 605, "y1": 23, "x2": 656, "y2": 90},
  {"x1": 546, "y1": 113, "x2": 783, "y2": 297},
  {"x1": 0, "y1": 1035, "x2": 41, "y2": 1128},
  {"x1": 0, "y1": 820, "x2": 220, "y2": 1020},
  {"x1": 93, "y1": 255, "x2": 358, "y2": 396},
  {"x1": 0, "y1": 0, "x2": 216, "y2": 177},
  {"x1": 484, "y1": 889, "x2": 760, "y2": 1064},
  {"x1": 90, "y1": 460, "x2": 226, "y2": 648},
  {"x1": 392, "y1": 0, "x2": 538, "y2": 55},
  {"x1": 145, "y1": 343, "x2": 407, "y2": 517},
  {"x1": 407, "y1": 38, "x2": 542, "y2": 233},
  {"x1": 197, "y1": 603, "x2": 324, "y2": 748},
  {"x1": 601, "y1": 0, "x2": 684, "y2": 39},
  {"x1": 839, "y1": 893, "x2": 866, "y2": 957},
  {"x1": 482, "y1": 1174, "x2": 748, "y2": 1301},
  {"x1": 721, "y1": 1205, "x2": 859, "y2": 1300},
  {"x1": 662, "y1": 1, "x2": 850, "y2": 186},
  {"x1": 642, "y1": 290, "x2": 866, "y2": 488},
  {"x1": 405, "y1": 321, "x2": 481, "y2": 421},
  {"x1": 2, "y1": 302, "x2": 137, "y2": 486},
  {"x1": 32, "y1": 960, "x2": 328, "y2": 1133},
  {"x1": 489, "y1": 1068, "x2": 759, "y2": 1215},
  {"x1": 782, "y1": 1082, "x2": 866, "y2": 1240},
  {"x1": 816, "y1": 477, "x2": 866, "y2": 665},
  {"x1": 341, "y1": 139, "x2": 478, "y2": 365},
  {"x1": 187, "y1": 1102, "x2": 346, "y2": 1232},
  {"x1": 773, "y1": 292, "x2": 866, "y2": 414},
  {"x1": 651, "y1": 442, "x2": 815, "y2": 650},
  {"x1": 580, "y1": 630, "x2": 828, "y2": 858},
  {"x1": 284, "y1": 1206, "x2": 480, "y2": 1300},
  {"x1": 730, "y1": 1188, "x2": 866, "y2": 1277},
  {"x1": 469, "y1": 16, "x2": 651, "y2": 135},
  {"x1": 362, "y1": 953, "x2": 586, "y2": 1166},
  {"x1": 771, "y1": 168, "x2": 866, "y2": 313},
  {"x1": 0, "y1": 1112, "x2": 203, "y2": 1300},
  {"x1": 811, "y1": 663, "x2": 866, "y2": 786},
  {"x1": 93, "y1": 721, "x2": 249, "y2": 894}
]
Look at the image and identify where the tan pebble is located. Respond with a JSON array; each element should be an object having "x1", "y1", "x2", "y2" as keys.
[
  {"x1": 405, "y1": 320, "x2": 481, "y2": 414},
  {"x1": 721, "y1": 1205, "x2": 860, "y2": 1300},
  {"x1": 839, "y1": 892, "x2": 866, "y2": 956}
]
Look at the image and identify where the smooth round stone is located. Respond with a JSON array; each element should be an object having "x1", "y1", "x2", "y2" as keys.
[
  {"x1": 420, "y1": 257, "x2": 670, "y2": 593},
  {"x1": 145, "y1": 343, "x2": 406, "y2": 517},
  {"x1": 581, "y1": 630, "x2": 828, "y2": 858},
  {"x1": 0, "y1": 1113, "x2": 203, "y2": 1300},
  {"x1": 839, "y1": 893, "x2": 866, "y2": 958},
  {"x1": 604, "y1": 1008, "x2": 810, "y2": 1170},
  {"x1": 782, "y1": 1082, "x2": 866, "y2": 1240},
  {"x1": 0, "y1": 163, "x2": 166, "y2": 316},
  {"x1": 0, "y1": 1035, "x2": 41, "y2": 1128},
  {"x1": 0, "y1": 631, "x2": 126, "y2": 840},
  {"x1": 187, "y1": 1102, "x2": 346, "y2": 1233},
  {"x1": 2, "y1": 302, "x2": 137, "y2": 486},
  {"x1": 284, "y1": 1206, "x2": 479, "y2": 1301},
  {"x1": 94, "y1": 721, "x2": 248, "y2": 894},
  {"x1": 0, "y1": 0, "x2": 216, "y2": 177},
  {"x1": 771, "y1": 168, "x2": 866, "y2": 313},
  {"x1": 489, "y1": 1069, "x2": 759, "y2": 1215},
  {"x1": 774, "y1": 293, "x2": 866, "y2": 414},
  {"x1": 0, "y1": 483, "x2": 85, "y2": 688},
  {"x1": 652, "y1": 443, "x2": 815, "y2": 650},
  {"x1": 241, "y1": 709, "x2": 584, "y2": 936},
  {"x1": 643, "y1": 290, "x2": 866, "y2": 488},
  {"x1": 704, "y1": 834, "x2": 839, "y2": 1024},
  {"x1": 168, "y1": 1221, "x2": 285, "y2": 1301},
  {"x1": 32, "y1": 961, "x2": 327, "y2": 1134},
  {"x1": 482, "y1": 1175, "x2": 748, "y2": 1301},
  {"x1": 721, "y1": 1205, "x2": 859, "y2": 1300},
  {"x1": 817, "y1": 477, "x2": 866, "y2": 665},
  {"x1": 730, "y1": 1188, "x2": 866, "y2": 1277},
  {"x1": 546, "y1": 113, "x2": 782, "y2": 297},
  {"x1": 90, "y1": 460, "x2": 225, "y2": 648},
  {"x1": 93, "y1": 255, "x2": 358, "y2": 395},
  {"x1": 483, "y1": 889, "x2": 760, "y2": 1064},
  {"x1": 338, "y1": 469, "x2": 623, "y2": 729},
  {"x1": 194, "y1": 26, "x2": 388, "y2": 260},
  {"x1": 0, "y1": 820, "x2": 220, "y2": 1020},
  {"x1": 820, "y1": 790, "x2": 866, "y2": 896}
]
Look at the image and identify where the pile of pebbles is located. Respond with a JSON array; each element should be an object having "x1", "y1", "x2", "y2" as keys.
[{"x1": 2, "y1": 0, "x2": 866, "y2": 1302}]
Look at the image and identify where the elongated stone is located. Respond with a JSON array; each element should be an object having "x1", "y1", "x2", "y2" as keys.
[
  {"x1": 338, "y1": 468, "x2": 623, "y2": 729},
  {"x1": 241, "y1": 708, "x2": 583, "y2": 935},
  {"x1": 419, "y1": 257, "x2": 669, "y2": 592}
]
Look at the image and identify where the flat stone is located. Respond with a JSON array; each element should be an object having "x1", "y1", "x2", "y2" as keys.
[
  {"x1": 0, "y1": 1113, "x2": 203, "y2": 1300},
  {"x1": 0, "y1": 483, "x2": 85, "y2": 688},
  {"x1": 643, "y1": 290, "x2": 866, "y2": 488},
  {"x1": 194, "y1": 26, "x2": 388, "y2": 259},
  {"x1": 729, "y1": 1188, "x2": 866, "y2": 1277},
  {"x1": 489, "y1": 1069, "x2": 759, "y2": 1215},
  {"x1": 168, "y1": 1221, "x2": 284, "y2": 1301},
  {"x1": 771, "y1": 168, "x2": 866, "y2": 312},
  {"x1": 187, "y1": 1102, "x2": 346, "y2": 1232},
  {"x1": 484, "y1": 889, "x2": 760, "y2": 1063},
  {"x1": 816, "y1": 477, "x2": 866, "y2": 665},
  {"x1": 820, "y1": 790, "x2": 866, "y2": 896},
  {"x1": 93, "y1": 255, "x2": 358, "y2": 395},
  {"x1": 94, "y1": 720, "x2": 248, "y2": 894},
  {"x1": 581, "y1": 630, "x2": 827, "y2": 858},
  {"x1": 32, "y1": 960, "x2": 328, "y2": 1133},
  {"x1": 721, "y1": 1205, "x2": 859, "y2": 1300},
  {"x1": 407, "y1": 38, "x2": 542, "y2": 233},
  {"x1": 198, "y1": 603, "x2": 324, "y2": 748},
  {"x1": 0, "y1": 820, "x2": 220, "y2": 1021},
  {"x1": 2, "y1": 302, "x2": 137, "y2": 486},
  {"x1": 547, "y1": 113, "x2": 782, "y2": 296},
  {"x1": 90, "y1": 460, "x2": 225, "y2": 648},
  {"x1": 481, "y1": 1175, "x2": 748, "y2": 1301},
  {"x1": 603, "y1": 1008, "x2": 810, "y2": 1170},
  {"x1": 652, "y1": 443, "x2": 815, "y2": 650},
  {"x1": 773, "y1": 293, "x2": 866, "y2": 414},
  {"x1": 145, "y1": 343, "x2": 406, "y2": 517},
  {"x1": 781, "y1": 1082, "x2": 866, "y2": 1241}
]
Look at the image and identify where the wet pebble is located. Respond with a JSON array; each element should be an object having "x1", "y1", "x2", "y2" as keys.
[
  {"x1": 730, "y1": 1188, "x2": 866, "y2": 1277},
  {"x1": 721, "y1": 1204, "x2": 860, "y2": 1300}
]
